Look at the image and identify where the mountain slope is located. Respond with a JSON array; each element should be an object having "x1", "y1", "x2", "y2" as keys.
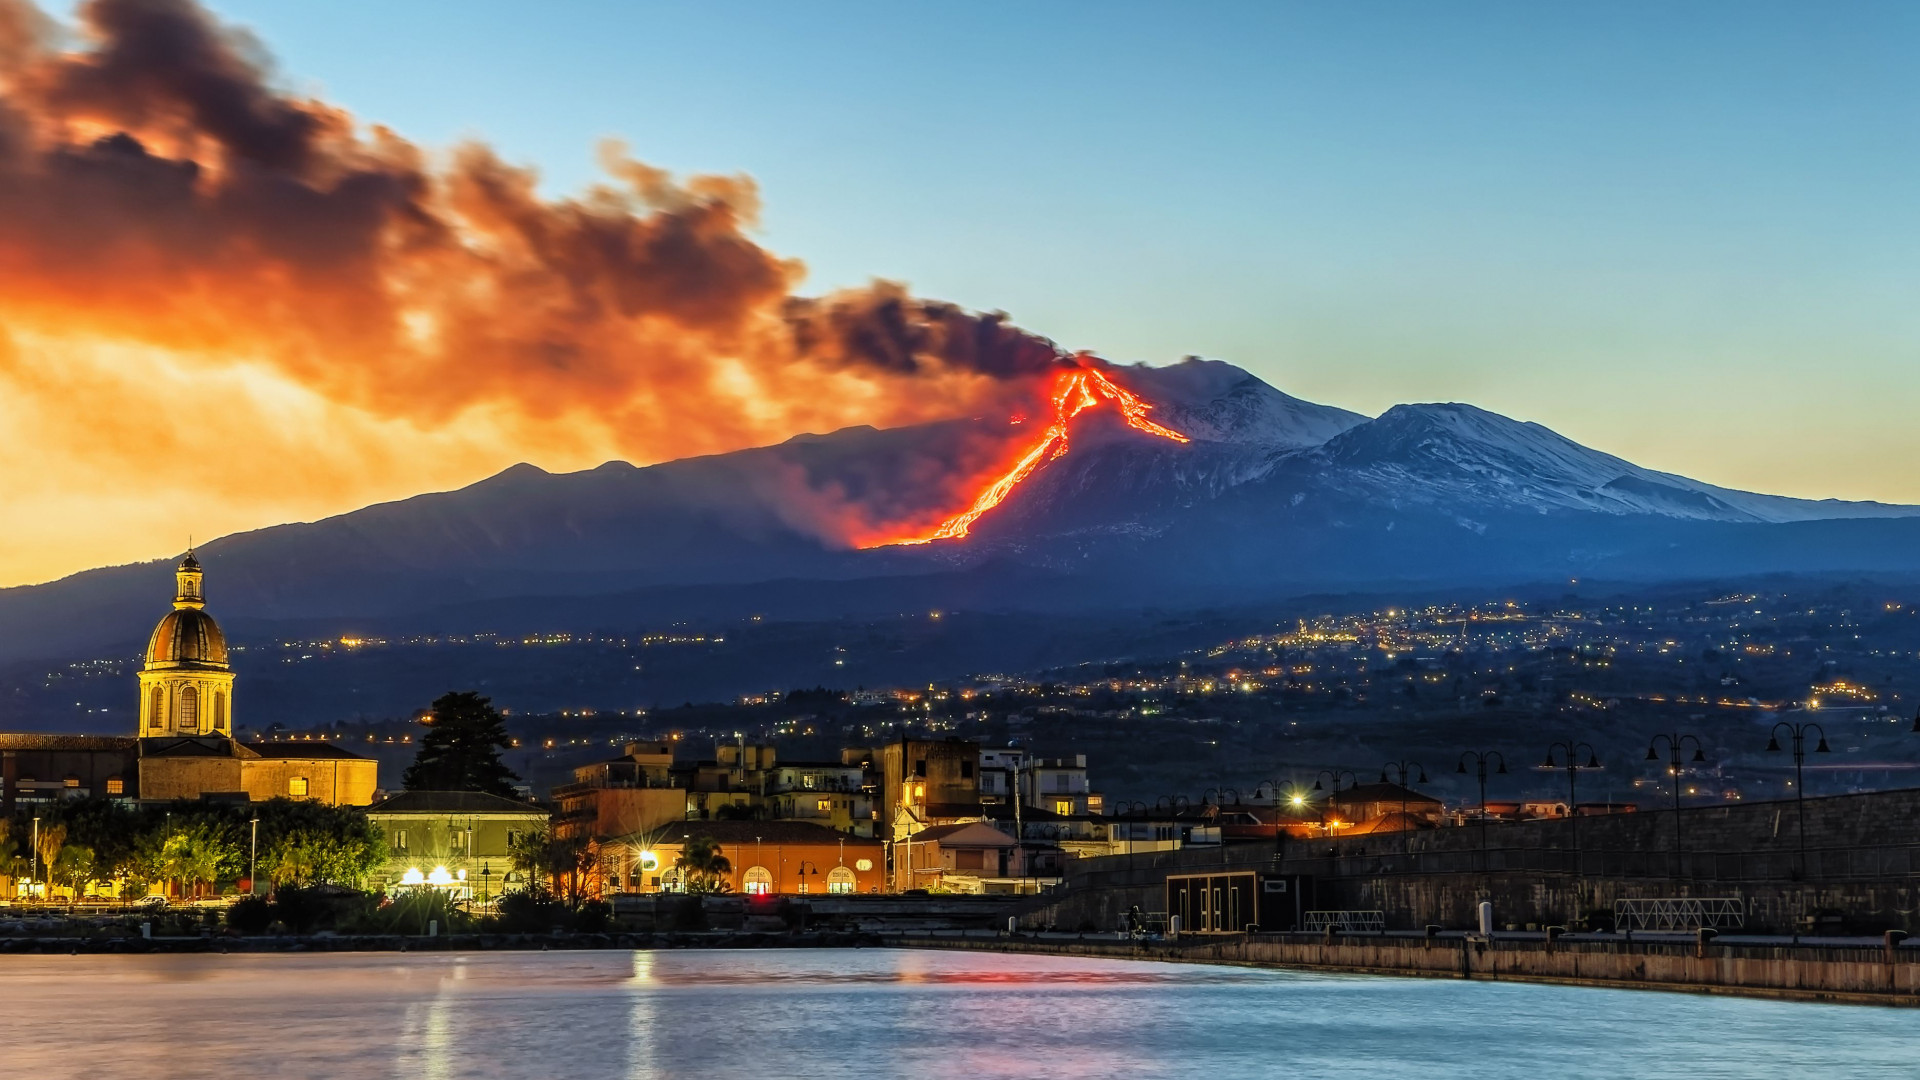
[{"x1": 3, "y1": 359, "x2": 1919, "y2": 666}]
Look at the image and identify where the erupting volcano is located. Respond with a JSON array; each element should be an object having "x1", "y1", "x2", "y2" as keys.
[{"x1": 873, "y1": 360, "x2": 1191, "y2": 547}]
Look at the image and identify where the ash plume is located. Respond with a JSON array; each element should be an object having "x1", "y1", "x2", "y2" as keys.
[{"x1": 0, "y1": 0, "x2": 1065, "y2": 461}]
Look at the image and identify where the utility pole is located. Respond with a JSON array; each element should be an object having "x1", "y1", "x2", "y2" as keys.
[{"x1": 1012, "y1": 754, "x2": 1025, "y2": 888}]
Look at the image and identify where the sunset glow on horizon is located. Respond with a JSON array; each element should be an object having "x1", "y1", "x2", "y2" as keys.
[{"x1": 4, "y1": 0, "x2": 1920, "y2": 588}]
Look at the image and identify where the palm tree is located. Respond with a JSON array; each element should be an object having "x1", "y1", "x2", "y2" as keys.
[{"x1": 674, "y1": 836, "x2": 732, "y2": 894}]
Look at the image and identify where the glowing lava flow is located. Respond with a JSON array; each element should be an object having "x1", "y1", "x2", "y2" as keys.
[{"x1": 888, "y1": 365, "x2": 1190, "y2": 545}]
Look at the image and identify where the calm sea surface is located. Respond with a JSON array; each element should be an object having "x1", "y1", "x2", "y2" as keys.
[{"x1": 4, "y1": 947, "x2": 1912, "y2": 1078}]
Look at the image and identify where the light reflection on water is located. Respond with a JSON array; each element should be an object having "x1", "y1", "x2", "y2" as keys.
[{"x1": 4, "y1": 948, "x2": 1913, "y2": 1079}]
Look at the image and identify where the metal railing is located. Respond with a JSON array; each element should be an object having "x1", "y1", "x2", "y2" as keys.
[
  {"x1": 1614, "y1": 897, "x2": 1745, "y2": 931},
  {"x1": 1303, "y1": 910, "x2": 1386, "y2": 932}
]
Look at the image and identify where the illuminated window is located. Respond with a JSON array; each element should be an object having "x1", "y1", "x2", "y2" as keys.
[
  {"x1": 1053, "y1": 799, "x2": 1074, "y2": 816},
  {"x1": 395, "y1": 829, "x2": 408, "y2": 852},
  {"x1": 149, "y1": 686, "x2": 165, "y2": 730},
  {"x1": 179, "y1": 686, "x2": 199, "y2": 732},
  {"x1": 742, "y1": 866, "x2": 773, "y2": 895},
  {"x1": 105, "y1": 778, "x2": 124, "y2": 796},
  {"x1": 827, "y1": 866, "x2": 856, "y2": 894},
  {"x1": 815, "y1": 798, "x2": 831, "y2": 812},
  {"x1": 289, "y1": 777, "x2": 309, "y2": 797},
  {"x1": 802, "y1": 773, "x2": 816, "y2": 790}
]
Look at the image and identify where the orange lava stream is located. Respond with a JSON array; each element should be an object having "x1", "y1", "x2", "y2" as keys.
[{"x1": 885, "y1": 364, "x2": 1190, "y2": 546}]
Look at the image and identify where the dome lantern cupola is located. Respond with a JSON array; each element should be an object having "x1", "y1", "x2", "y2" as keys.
[{"x1": 175, "y1": 551, "x2": 204, "y2": 609}]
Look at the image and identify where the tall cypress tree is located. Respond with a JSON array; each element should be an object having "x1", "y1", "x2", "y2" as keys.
[{"x1": 401, "y1": 691, "x2": 521, "y2": 797}]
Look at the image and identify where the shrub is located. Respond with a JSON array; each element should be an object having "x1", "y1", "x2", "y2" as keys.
[
  {"x1": 493, "y1": 888, "x2": 564, "y2": 934},
  {"x1": 270, "y1": 885, "x2": 376, "y2": 934},
  {"x1": 568, "y1": 899, "x2": 613, "y2": 934},
  {"x1": 227, "y1": 895, "x2": 273, "y2": 935}
]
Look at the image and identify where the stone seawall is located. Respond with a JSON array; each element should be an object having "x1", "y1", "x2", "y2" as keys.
[
  {"x1": 1042, "y1": 787, "x2": 1920, "y2": 936},
  {"x1": 896, "y1": 933, "x2": 1920, "y2": 1006}
]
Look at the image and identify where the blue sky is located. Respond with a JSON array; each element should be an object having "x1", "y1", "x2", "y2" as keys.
[{"x1": 198, "y1": 0, "x2": 1919, "y2": 501}]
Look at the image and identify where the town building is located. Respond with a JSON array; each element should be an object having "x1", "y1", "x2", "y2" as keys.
[
  {"x1": 879, "y1": 737, "x2": 981, "y2": 842},
  {"x1": 0, "y1": 554, "x2": 376, "y2": 811},
  {"x1": 601, "y1": 819, "x2": 884, "y2": 896},
  {"x1": 364, "y1": 790, "x2": 551, "y2": 900},
  {"x1": 552, "y1": 742, "x2": 687, "y2": 844}
]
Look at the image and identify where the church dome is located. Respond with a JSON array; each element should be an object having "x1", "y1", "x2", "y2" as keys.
[{"x1": 146, "y1": 607, "x2": 229, "y2": 668}]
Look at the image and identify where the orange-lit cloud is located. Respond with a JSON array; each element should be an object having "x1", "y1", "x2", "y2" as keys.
[{"x1": 0, "y1": 0, "x2": 1064, "y2": 586}]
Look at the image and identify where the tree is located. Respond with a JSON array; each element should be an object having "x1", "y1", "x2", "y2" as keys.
[
  {"x1": 51, "y1": 845, "x2": 96, "y2": 895},
  {"x1": 674, "y1": 836, "x2": 732, "y2": 895},
  {"x1": 508, "y1": 825, "x2": 596, "y2": 908},
  {"x1": 33, "y1": 822, "x2": 66, "y2": 887},
  {"x1": 402, "y1": 691, "x2": 520, "y2": 796},
  {"x1": 151, "y1": 819, "x2": 240, "y2": 898},
  {"x1": 255, "y1": 798, "x2": 386, "y2": 888}
]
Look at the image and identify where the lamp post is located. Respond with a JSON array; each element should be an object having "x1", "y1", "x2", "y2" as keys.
[
  {"x1": 1312, "y1": 770, "x2": 1357, "y2": 856},
  {"x1": 1258, "y1": 778, "x2": 1292, "y2": 863},
  {"x1": 1766, "y1": 721, "x2": 1830, "y2": 883},
  {"x1": 30, "y1": 816, "x2": 39, "y2": 904},
  {"x1": 1456, "y1": 751, "x2": 1508, "y2": 873},
  {"x1": 797, "y1": 860, "x2": 820, "y2": 895},
  {"x1": 1379, "y1": 760, "x2": 1429, "y2": 855},
  {"x1": 1646, "y1": 732, "x2": 1708, "y2": 880},
  {"x1": 249, "y1": 816, "x2": 259, "y2": 897},
  {"x1": 1539, "y1": 741, "x2": 1601, "y2": 875}
]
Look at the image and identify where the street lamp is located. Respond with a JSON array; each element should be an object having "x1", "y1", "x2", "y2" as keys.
[
  {"x1": 1539, "y1": 741, "x2": 1601, "y2": 875},
  {"x1": 1379, "y1": 760, "x2": 1429, "y2": 854},
  {"x1": 1766, "y1": 721, "x2": 1830, "y2": 883},
  {"x1": 1311, "y1": 770, "x2": 1357, "y2": 855},
  {"x1": 249, "y1": 816, "x2": 259, "y2": 897},
  {"x1": 30, "y1": 816, "x2": 39, "y2": 904},
  {"x1": 1456, "y1": 751, "x2": 1508, "y2": 872},
  {"x1": 1646, "y1": 732, "x2": 1709, "y2": 879}
]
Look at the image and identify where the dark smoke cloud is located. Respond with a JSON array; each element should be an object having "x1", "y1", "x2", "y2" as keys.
[{"x1": 0, "y1": 0, "x2": 1064, "y2": 452}]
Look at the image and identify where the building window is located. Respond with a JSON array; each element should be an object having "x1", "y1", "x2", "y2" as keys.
[
  {"x1": 149, "y1": 686, "x2": 165, "y2": 730},
  {"x1": 64, "y1": 776, "x2": 80, "y2": 788},
  {"x1": 815, "y1": 798, "x2": 831, "y2": 813},
  {"x1": 827, "y1": 866, "x2": 856, "y2": 894},
  {"x1": 105, "y1": 778, "x2": 124, "y2": 796},
  {"x1": 395, "y1": 829, "x2": 408, "y2": 852},
  {"x1": 802, "y1": 773, "x2": 816, "y2": 790},
  {"x1": 179, "y1": 685, "x2": 199, "y2": 732},
  {"x1": 289, "y1": 777, "x2": 309, "y2": 797},
  {"x1": 1054, "y1": 799, "x2": 1074, "y2": 816},
  {"x1": 960, "y1": 761, "x2": 974, "y2": 779},
  {"x1": 913, "y1": 759, "x2": 927, "y2": 778},
  {"x1": 214, "y1": 691, "x2": 228, "y2": 731},
  {"x1": 955, "y1": 849, "x2": 985, "y2": 871},
  {"x1": 742, "y1": 866, "x2": 773, "y2": 895}
]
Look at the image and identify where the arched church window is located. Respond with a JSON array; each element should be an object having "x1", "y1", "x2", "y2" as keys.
[
  {"x1": 214, "y1": 691, "x2": 228, "y2": 731},
  {"x1": 827, "y1": 866, "x2": 856, "y2": 894},
  {"x1": 149, "y1": 686, "x2": 165, "y2": 731},
  {"x1": 179, "y1": 686, "x2": 199, "y2": 732}
]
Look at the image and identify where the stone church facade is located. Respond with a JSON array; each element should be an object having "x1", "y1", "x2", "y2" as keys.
[{"x1": 0, "y1": 553, "x2": 376, "y2": 811}]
